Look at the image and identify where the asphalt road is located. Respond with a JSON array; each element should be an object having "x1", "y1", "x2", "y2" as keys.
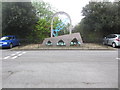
[
  {"x1": 1, "y1": 49, "x2": 119, "y2": 88},
  {"x1": 0, "y1": 50, "x2": 2, "y2": 89}
]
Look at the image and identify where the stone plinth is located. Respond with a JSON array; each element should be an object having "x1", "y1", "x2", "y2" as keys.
[{"x1": 42, "y1": 33, "x2": 83, "y2": 46}]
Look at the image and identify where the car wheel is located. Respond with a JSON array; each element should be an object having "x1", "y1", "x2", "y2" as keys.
[
  {"x1": 112, "y1": 43, "x2": 116, "y2": 48},
  {"x1": 18, "y1": 42, "x2": 20, "y2": 46},
  {"x1": 9, "y1": 43, "x2": 13, "y2": 49},
  {"x1": 103, "y1": 42, "x2": 105, "y2": 45}
]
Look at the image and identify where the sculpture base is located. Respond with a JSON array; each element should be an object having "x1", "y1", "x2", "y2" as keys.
[{"x1": 42, "y1": 33, "x2": 83, "y2": 46}]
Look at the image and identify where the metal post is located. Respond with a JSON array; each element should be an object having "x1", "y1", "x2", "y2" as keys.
[
  {"x1": 51, "y1": 18, "x2": 53, "y2": 37},
  {"x1": 51, "y1": 24, "x2": 53, "y2": 37}
]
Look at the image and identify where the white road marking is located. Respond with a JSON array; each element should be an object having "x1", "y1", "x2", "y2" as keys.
[
  {"x1": 11, "y1": 54, "x2": 16, "y2": 56},
  {"x1": 11, "y1": 56, "x2": 18, "y2": 59},
  {"x1": 116, "y1": 58, "x2": 120, "y2": 60},
  {"x1": 16, "y1": 51, "x2": 21, "y2": 54},
  {"x1": 3, "y1": 51, "x2": 26, "y2": 60},
  {"x1": 3, "y1": 56, "x2": 10, "y2": 59},
  {"x1": 22, "y1": 52, "x2": 26, "y2": 54},
  {"x1": 17, "y1": 54, "x2": 22, "y2": 56}
]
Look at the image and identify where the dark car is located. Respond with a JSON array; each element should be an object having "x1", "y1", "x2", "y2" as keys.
[
  {"x1": 103, "y1": 34, "x2": 120, "y2": 48},
  {"x1": 0, "y1": 35, "x2": 20, "y2": 48}
]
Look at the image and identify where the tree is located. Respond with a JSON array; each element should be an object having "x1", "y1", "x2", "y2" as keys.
[
  {"x1": 29, "y1": 1, "x2": 56, "y2": 43},
  {"x1": 2, "y1": 1, "x2": 70, "y2": 44},
  {"x1": 30, "y1": 16, "x2": 67, "y2": 43},
  {"x1": 32, "y1": 1, "x2": 70, "y2": 42},
  {"x1": 27, "y1": 18, "x2": 50, "y2": 43},
  {"x1": 73, "y1": 1, "x2": 120, "y2": 43},
  {"x1": 0, "y1": 1, "x2": 2, "y2": 36},
  {"x1": 32, "y1": 1, "x2": 55, "y2": 20},
  {"x1": 2, "y1": 2, "x2": 37, "y2": 39}
]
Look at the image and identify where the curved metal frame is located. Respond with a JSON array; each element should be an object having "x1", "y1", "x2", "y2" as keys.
[{"x1": 51, "y1": 11, "x2": 72, "y2": 37}]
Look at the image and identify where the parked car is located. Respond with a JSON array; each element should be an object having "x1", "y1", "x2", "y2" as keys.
[
  {"x1": 0, "y1": 35, "x2": 20, "y2": 49},
  {"x1": 103, "y1": 34, "x2": 120, "y2": 48}
]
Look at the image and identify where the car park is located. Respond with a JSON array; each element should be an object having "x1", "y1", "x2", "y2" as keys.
[
  {"x1": 103, "y1": 34, "x2": 120, "y2": 48},
  {"x1": 0, "y1": 35, "x2": 20, "y2": 49}
]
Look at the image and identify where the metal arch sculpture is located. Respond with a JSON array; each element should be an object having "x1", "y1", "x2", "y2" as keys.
[{"x1": 51, "y1": 11, "x2": 72, "y2": 37}]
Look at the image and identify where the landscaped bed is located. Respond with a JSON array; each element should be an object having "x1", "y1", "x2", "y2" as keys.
[{"x1": 12, "y1": 43, "x2": 116, "y2": 50}]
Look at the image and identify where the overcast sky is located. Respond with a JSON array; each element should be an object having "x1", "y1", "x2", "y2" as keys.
[
  {"x1": 42, "y1": 0, "x2": 90, "y2": 26},
  {"x1": 42, "y1": 0, "x2": 116, "y2": 26}
]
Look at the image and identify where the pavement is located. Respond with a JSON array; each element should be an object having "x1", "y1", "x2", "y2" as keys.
[{"x1": 1, "y1": 49, "x2": 119, "y2": 88}]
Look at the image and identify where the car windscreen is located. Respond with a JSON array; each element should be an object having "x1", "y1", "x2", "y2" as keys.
[{"x1": 0, "y1": 37, "x2": 12, "y2": 40}]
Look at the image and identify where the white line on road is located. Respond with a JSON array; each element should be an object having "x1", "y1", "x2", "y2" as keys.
[
  {"x1": 16, "y1": 51, "x2": 21, "y2": 54},
  {"x1": 11, "y1": 56, "x2": 18, "y2": 59},
  {"x1": 11, "y1": 54, "x2": 16, "y2": 56},
  {"x1": 3, "y1": 51, "x2": 26, "y2": 60},
  {"x1": 17, "y1": 52, "x2": 26, "y2": 57},
  {"x1": 22, "y1": 52, "x2": 26, "y2": 54},
  {"x1": 17, "y1": 54, "x2": 22, "y2": 56},
  {"x1": 116, "y1": 58, "x2": 120, "y2": 60},
  {"x1": 3, "y1": 56, "x2": 10, "y2": 59}
]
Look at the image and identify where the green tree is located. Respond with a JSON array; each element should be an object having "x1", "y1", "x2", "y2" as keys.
[
  {"x1": 32, "y1": 1, "x2": 55, "y2": 20},
  {"x1": 29, "y1": 1, "x2": 54, "y2": 43},
  {"x1": 74, "y1": 1, "x2": 120, "y2": 43},
  {"x1": 27, "y1": 18, "x2": 50, "y2": 43},
  {"x1": 2, "y1": 2, "x2": 37, "y2": 39},
  {"x1": 30, "y1": 16, "x2": 66, "y2": 43},
  {"x1": 0, "y1": 1, "x2": 2, "y2": 36},
  {"x1": 31, "y1": 4, "x2": 69, "y2": 42}
]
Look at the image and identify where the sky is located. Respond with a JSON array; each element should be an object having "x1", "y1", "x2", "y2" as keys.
[
  {"x1": 42, "y1": 0, "x2": 90, "y2": 26},
  {"x1": 41, "y1": 0, "x2": 115, "y2": 26}
]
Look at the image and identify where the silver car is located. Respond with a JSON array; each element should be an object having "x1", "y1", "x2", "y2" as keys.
[{"x1": 103, "y1": 34, "x2": 120, "y2": 48}]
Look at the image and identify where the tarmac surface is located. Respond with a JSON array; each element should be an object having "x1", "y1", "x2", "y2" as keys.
[{"x1": 1, "y1": 49, "x2": 119, "y2": 88}]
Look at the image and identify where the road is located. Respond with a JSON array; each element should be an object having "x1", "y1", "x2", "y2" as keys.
[{"x1": 1, "y1": 49, "x2": 119, "y2": 88}]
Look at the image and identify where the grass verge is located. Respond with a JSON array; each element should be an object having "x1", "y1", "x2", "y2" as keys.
[{"x1": 12, "y1": 43, "x2": 116, "y2": 50}]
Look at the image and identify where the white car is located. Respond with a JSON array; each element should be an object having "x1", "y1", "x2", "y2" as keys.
[{"x1": 103, "y1": 34, "x2": 120, "y2": 48}]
